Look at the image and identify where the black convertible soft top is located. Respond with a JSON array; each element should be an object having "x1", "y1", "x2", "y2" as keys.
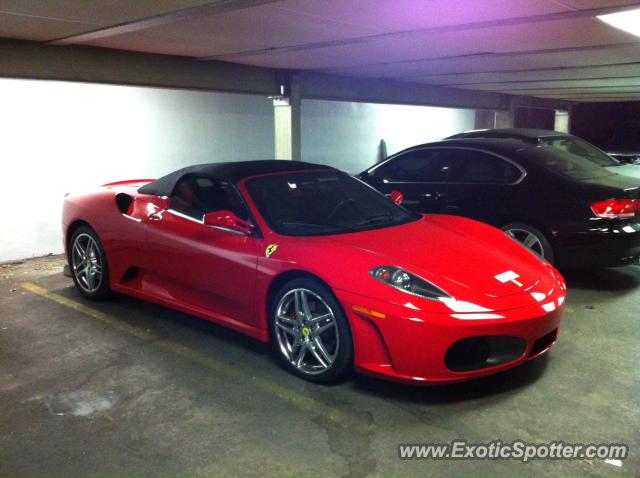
[{"x1": 138, "y1": 160, "x2": 336, "y2": 196}]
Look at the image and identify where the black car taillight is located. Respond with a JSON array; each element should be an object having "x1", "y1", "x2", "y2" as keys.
[{"x1": 591, "y1": 198, "x2": 640, "y2": 219}]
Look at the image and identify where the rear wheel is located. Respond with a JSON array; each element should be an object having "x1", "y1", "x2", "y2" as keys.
[
  {"x1": 270, "y1": 278, "x2": 353, "y2": 383},
  {"x1": 69, "y1": 226, "x2": 111, "y2": 299},
  {"x1": 502, "y1": 222, "x2": 554, "y2": 263}
]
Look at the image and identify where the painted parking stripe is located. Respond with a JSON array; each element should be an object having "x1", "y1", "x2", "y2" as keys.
[{"x1": 20, "y1": 282, "x2": 373, "y2": 433}]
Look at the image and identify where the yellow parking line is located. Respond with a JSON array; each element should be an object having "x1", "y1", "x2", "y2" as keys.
[
  {"x1": 20, "y1": 282, "x2": 373, "y2": 433},
  {"x1": 21, "y1": 282, "x2": 155, "y2": 341}
]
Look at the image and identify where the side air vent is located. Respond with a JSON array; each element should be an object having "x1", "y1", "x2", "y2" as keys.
[{"x1": 115, "y1": 193, "x2": 134, "y2": 214}]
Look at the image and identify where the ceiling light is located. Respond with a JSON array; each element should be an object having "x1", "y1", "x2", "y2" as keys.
[{"x1": 597, "y1": 8, "x2": 640, "y2": 37}]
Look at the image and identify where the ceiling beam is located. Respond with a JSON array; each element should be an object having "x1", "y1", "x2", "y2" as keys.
[
  {"x1": 547, "y1": 94, "x2": 640, "y2": 99},
  {"x1": 449, "y1": 80, "x2": 640, "y2": 93},
  {"x1": 539, "y1": 94, "x2": 640, "y2": 101},
  {"x1": 294, "y1": 71, "x2": 569, "y2": 111},
  {"x1": 573, "y1": 98, "x2": 640, "y2": 101},
  {"x1": 488, "y1": 85, "x2": 640, "y2": 92},
  {"x1": 510, "y1": 95, "x2": 570, "y2": 110},
  {"x1": 0, "y1": 38, "x2": 281, "y2": 95},
  {"x1": 547, "y1": 92, "x2": 640, "y2": 96},
  {"x1": 406, "y1": 62, "x2": 640, "y2": 80},
  {"x1": 0, "y1": 38, "x2": 572, "y2": 110},
  {"x1": 49, "y1": 0, "x2": 283, "y2": 45},
  {"x1": 434, "y1": 75, "x2": 640, "y2": 88},
  {"x1": 295, "y1": 71, "x2": 509, "y2": 110},
  {"x1": 201, "y1": 3, "x2": 640, "y2": 61},
  {"x1": 327, "y1": 42, "x2": 640, "y2": 79}
]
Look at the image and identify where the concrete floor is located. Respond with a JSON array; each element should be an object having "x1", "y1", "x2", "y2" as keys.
[{"x1": 1, "y1": 255, "x2": 638, "y2": 478}]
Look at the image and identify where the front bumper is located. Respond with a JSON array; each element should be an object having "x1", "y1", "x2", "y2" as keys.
[
  {"x1": 336, "y1": 289, "x2": 563, "y2": 384},
  {"x1": 554, "y1": 220, "x2": 640, "y2": 269}
]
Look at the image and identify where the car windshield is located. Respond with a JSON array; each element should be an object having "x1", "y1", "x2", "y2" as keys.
[
  {"x1": 538, "y1": 136, "x2": 620, "y2": 168},
  {"x1": 246, "y1": 171, "x2": 420, "y2": 236}
]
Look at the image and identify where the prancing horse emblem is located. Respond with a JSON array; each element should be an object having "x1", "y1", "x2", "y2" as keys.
[{"x1": 265, "y1": 244, "x2": 278, "y2": 258}]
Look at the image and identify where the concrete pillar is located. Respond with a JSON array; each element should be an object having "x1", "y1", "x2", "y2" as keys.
[
  {"x1": 474, "y1": 110, "x2": 495, "y2": 129},
  {"x1": 495, "y1": 110, "x2": 514, "y2": 128},
  {"x1": 273, "y1": 76, "x2": 301, "y2": 160},
  {"x1": 554, "y1": 109, "x2": 570, "y2": 133},
  {"x1": 474, "y1": 109, "x2": 514, "y2": 130}
]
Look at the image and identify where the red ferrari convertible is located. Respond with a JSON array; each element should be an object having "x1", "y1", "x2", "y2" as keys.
[{"x1": 63, "y1": 161, "x2": 565, "y2": 384}]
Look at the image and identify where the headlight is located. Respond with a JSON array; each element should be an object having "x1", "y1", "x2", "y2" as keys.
[{"x1": 369, "y1": 266, "x2": 451, "y2": 301}]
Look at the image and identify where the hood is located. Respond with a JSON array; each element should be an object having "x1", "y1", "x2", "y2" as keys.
[{"x1": 323, "y1": 215, "x2": 550, "y2": 300}]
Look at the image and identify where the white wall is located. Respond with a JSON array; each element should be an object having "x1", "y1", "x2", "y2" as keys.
[
  {"x1": 0, "y1": 79, "x2": 274, "y2": 262},
  {"x1": 0, "y1": 80, "x2": 479, "y2": 262},
  {"x1": 301, "y1": 99, "x2": 476, "y2": 173}
]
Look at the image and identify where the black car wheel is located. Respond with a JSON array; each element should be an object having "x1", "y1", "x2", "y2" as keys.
[
  {"x1": 69, "y1": 225, "x2": 111, "y2": 299},
  {"x1": 502, "y1": 222, "x2": 555, "y2": 264},
  {"x1": 270, "y1": 278, "x2": 354, "y2": 383}
]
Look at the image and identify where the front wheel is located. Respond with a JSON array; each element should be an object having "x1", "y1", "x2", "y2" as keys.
[
  {"x1": 69, "y1": 226, "x2": 111, "y2": 299},
  {"x1": 502, "y1": 222, "x2": 555, "y2": 264},
  {"x1": 270, "y1": 278, "x2": 354, "y2": 383}
]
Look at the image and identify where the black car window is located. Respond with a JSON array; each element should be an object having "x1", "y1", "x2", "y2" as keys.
[
  {"x1": 374, "y1": 149, "x2": 460, "y2": 182},
  {"x1": 538, "y1": 136, "x2": 620, "y2": 168},
  {"x1": 530, "y1": 147, "x2": 613, "y2": 180},
  {"x1": 170, "y1": 175, "x2": 250, "y2": 221},
  {"x1": 246, "y1": 171, "x2": 420, "y2": 236},
  {"x1": 446, "y1": 150, "x2": 522, "y2": 184}
]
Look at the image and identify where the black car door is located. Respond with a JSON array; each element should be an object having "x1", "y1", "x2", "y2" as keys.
[
  {"x1": 362, "y1": 148, "x2": 461, "y2": 213},
  {"x1": 436, "y1": 147, "x2": 526, "y2": 225}
]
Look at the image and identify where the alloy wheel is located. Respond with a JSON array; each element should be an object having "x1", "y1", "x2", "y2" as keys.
[
  {"x1": 274, "y1": 288, "x2": 339, "y2": 375},
  {"x1": 71, "y1": 233, "x2": 103, "y2": 293},
  {"x1": 505, "y1": 228, "x2": 545, "y2": 258}
]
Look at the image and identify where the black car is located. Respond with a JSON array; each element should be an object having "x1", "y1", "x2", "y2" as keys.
[{"x1": 358, "y1": 137, "x2": 640, "y2": 269}]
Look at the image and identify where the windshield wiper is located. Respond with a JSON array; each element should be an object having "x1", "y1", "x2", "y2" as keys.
[
  {"x1": 280, "y1": 221, "x2": 357, "y2": 232},
  {"x1": 354, "y1": 214, "x2": 395, "y2": 227}
]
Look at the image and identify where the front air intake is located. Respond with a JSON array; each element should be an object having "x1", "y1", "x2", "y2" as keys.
[
  {"x1": 528, "y1": 329, "x2": 558, "y2": 358},
  {"x1": 445, "y1": 336, "x2": 527, "y2": 372}
]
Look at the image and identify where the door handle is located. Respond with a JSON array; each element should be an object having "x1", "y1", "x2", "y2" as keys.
[
  {"x1": 424, "y1": 192, "x2": 445, "y2": 199},
  {"x1": 148, "y1": 212, "x2": 162, "y2": 221}
]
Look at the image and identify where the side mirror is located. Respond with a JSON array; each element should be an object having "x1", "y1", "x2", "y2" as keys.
[
  {"x1": 390, "y1": 190, "x2": 404, "y2": 205},
  {"x1": 203, "y1": 210, "x2": 254, "y2": 236}
]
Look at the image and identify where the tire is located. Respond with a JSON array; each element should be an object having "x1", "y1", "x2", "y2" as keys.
[
  {"x1": 270, "y1": 278, "x2": 354, "y2": 383},
  {"x1": 502, "y1": 222, "x2": 555, "y2": 264},
  {"x1": 68, "y1": 225, "x2": 111, "y2": 300}
]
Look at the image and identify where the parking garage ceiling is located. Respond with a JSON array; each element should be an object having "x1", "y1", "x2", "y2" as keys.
[{"x1": 1, "y1": 0, "x2": 640, "y2": 102}]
